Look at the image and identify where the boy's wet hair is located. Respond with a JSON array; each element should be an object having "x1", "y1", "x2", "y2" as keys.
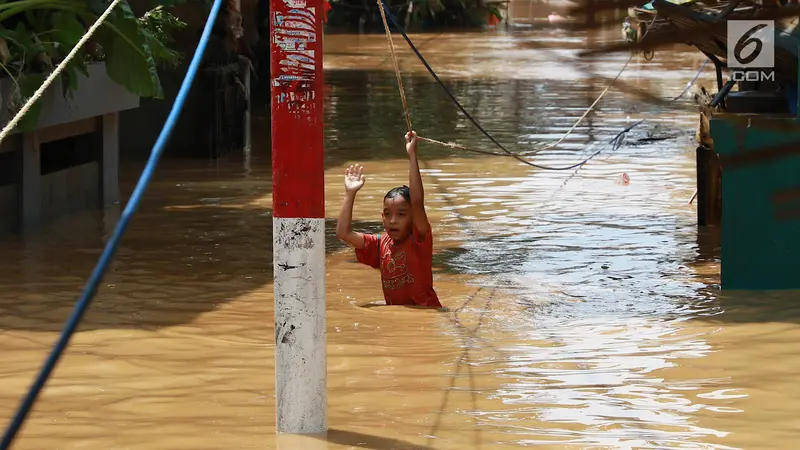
[{"x1": 384, "y1": 185, "x2": 411, "y2": 204}]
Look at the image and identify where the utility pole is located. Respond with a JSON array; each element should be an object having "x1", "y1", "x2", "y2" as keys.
[{"x1": 270, "y1": 0, "x2": 327, "y2": 435}]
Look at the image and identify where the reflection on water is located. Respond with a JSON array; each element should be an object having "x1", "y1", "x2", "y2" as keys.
[{"x1": 1, "y1": 23, "x2": 799, "y2": 450}]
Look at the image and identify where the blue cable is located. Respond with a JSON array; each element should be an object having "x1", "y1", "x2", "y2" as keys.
[{"x1": 0, "y1": 0, "x2": 223, "y2": 447}]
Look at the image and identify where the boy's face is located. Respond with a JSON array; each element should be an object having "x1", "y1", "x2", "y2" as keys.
[{"x1": 382, "y1": 196, "x2": 413, "y2": 241}]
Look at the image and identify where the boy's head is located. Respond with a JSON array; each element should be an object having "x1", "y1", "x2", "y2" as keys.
[{"x1": 382, "y1": 186, "x2": 412, "y2": 241}]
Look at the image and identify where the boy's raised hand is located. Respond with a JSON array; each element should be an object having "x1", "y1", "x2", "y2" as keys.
[
  {"x1": 405, "y1": 130, "x2": 418, "y2": 156},
  {"x1": 344, "y1": 164, "x2": 365, "y2": 193}
]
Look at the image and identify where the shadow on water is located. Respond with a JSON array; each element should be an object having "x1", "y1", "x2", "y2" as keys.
[
  {"x1": 323, "y1": 429, "x2": 439, "y2": 450},
  {"x1": 0, "y1": 187, "x2": 379, "y2": 333},
  {"x1": 684, "y1": 227, "x2": 800, "y2": 326},
  {"x1": 689, "y1": 285, "x2": 800, "y2": 326},
  {"x1": 0, "y1": 218, "x2": 392, "y2": 334}
]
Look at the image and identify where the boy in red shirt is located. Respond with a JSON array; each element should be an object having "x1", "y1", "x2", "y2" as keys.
[{"x1": 335, "y1": 130, "x2": 442, "y2": 308}]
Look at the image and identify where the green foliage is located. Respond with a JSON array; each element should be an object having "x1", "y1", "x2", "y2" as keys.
[
  {"x1": 15, "y1": 72, "x2": 45, "y2": 131},
  {"x1": 139, "y1": 5, "x2": 187, "y2": 69},
  {"x1": 0, "y1": 0, "x2": 189, "y2": 131}
]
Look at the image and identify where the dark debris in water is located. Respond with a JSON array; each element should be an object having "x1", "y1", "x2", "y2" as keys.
[{"x1": 625, "y1": 129, "x2": 693, "y2": 147}]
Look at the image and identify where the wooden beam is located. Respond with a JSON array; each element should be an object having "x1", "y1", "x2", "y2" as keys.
[
  {"x1": 35, "y1": 118, "x2": 97, "y2": 144},
  {"x1": 697, "y1": 145, "x2": 723, "y2": 226}
]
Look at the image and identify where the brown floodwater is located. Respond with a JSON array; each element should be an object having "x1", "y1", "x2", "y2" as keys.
[{"x1": 2, "y1": 13, "x2": 800, "y2": 450}]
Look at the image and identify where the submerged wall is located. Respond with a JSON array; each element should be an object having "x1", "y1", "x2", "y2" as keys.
[{"x1": 0, "y1": 64, "x2": 136, "y2": 233}]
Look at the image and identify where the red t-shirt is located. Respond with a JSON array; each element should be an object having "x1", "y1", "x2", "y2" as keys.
[{"x1": 355, "y1": 227, "x2": 442, "y2": 308}]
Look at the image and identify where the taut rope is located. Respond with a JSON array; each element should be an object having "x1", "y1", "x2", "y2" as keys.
[
  {"x1": 377, "y1": 0, "x2": 412, "y2": 133},
  {"x1": 373, "y1": 2, "x2": 669, "y2": 171}
]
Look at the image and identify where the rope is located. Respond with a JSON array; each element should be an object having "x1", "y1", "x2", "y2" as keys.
[
  {"x1": 540, "y1": 58, "x2": 709, "y2": 192},
  {"x1": 536, "y1": 14, "x2": 666, "y2": 152},
  {"x1": 377, "y1": 0, "x2": 412, "y2": 132},
  {"x1": 545, "y1": 56, "x2": 708, "y2": 197},
  {"x1": 0, "y1": 0, "x2": 123, "y2": 146},
  {"x1": 375, "y1": 0, "x2": 661, "y2": 170},
  {"x1": 375, "y1": 4, "x2": 708, "y2": 171},
  {"x1": 417, "y1": 135, "x2": 506, "y2": 156},
  {"x1": 538, "y1": 54, "x2": 635, "y2": 152},
  {"x1": 0, "y1": 0, "x2": 224, "y2": 447},
  {"x1": 672, "y1": 58, "x2": 708, "y2": 101}
]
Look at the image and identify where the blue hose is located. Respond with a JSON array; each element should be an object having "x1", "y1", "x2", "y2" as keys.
[{"x1": 0, "y1": 0, "x2": 223, "y2": 447}]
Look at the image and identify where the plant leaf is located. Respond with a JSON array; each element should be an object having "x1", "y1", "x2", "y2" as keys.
[
  {"x1": 139, "y1": 26, "x2": 181, "y2": 68},
  {"x1": 16, "y1": 73, "x2": 45, "y2": 132},
  {"x1": 138, "y1": 5, "x2": 186, "y2": 68},
  {"x1": 88, "y1": 0, "x2": 106, "y2": 15},
  {"x1": 75, "y1": 58, "x2": 89, "y2": 77},
  {"x1": 0, "y1": 38, "x2": 9, "y2": 65},
  {"x1": 51, "y1": 12, "x2": 85, "y2": 49},
  {"x1": 97, "y1": 7, "x2": 163, "y2": 98}
]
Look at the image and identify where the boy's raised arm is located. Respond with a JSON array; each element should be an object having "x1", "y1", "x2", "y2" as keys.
[
  {"x1": 405, "y1": 131, "x2": 430, "y2": 239},
  {"x1": 336, "y1": 164, "x2": 367, "y2": 249}
]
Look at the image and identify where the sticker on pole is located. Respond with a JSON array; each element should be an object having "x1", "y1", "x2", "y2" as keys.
[{"x1": 727, "y1": 20, "x2": 775, "y2": 82}]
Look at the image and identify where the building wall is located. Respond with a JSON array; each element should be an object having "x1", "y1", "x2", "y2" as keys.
[
  {"x1": 0, "y1": 185, "x2": 17, "y2": 233},
  {"x1": 0, "y1": 162, "x2": 100, "y2": 233},
  {"x1": 40, "y1": 163, "x2": 100, "y2": 221}
]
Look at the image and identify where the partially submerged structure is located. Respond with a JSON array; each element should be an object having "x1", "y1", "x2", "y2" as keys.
[
  {"x1": 622, "y1": 0, "x2": 800, "y2": 289},
  {"x1": 0, "y1": 1, "x2": 252, "y2": 234}
]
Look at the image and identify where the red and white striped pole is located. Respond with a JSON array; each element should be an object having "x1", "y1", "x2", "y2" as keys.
[{"x1": 270, "y1": 0, "x2": 326, "y2": 435}]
